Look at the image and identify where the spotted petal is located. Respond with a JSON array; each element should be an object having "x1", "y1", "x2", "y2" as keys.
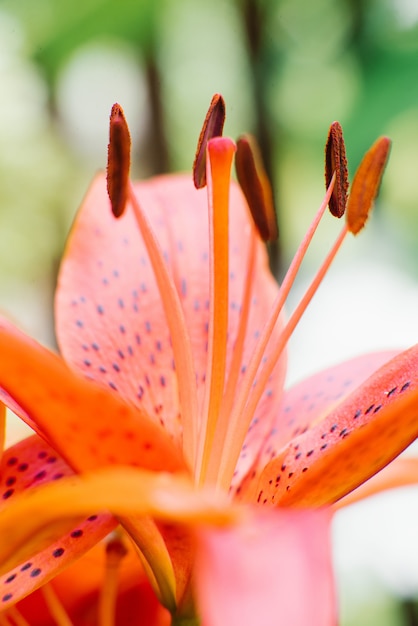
[
  {"x1": 254, "y1": 345, "x2": 418, "y2": 506},
  {"x1": 55, "y1": 174, "x2": 285, "y2": 456},
  {"x1": 233, "y1": 351, "x2": 398, "y2": 499},
  {"x1": 335, "y1": 456, "x2": 418, "y2": 509},
  {"x1": 195, "y1": 507, "x2": 335, "y2": 626},
  {"x1": 16, "y1": 542, "x2": 171, "y2": 626},
  {"x1": 0, "y1": 318, "x2": 184, "y2": 474},
  {"x1": 0, "y1": 436, "x2": 116, "y2": 609},
  {"x1": 0, "y1": 466, "x2": 236, "y2": 576}
]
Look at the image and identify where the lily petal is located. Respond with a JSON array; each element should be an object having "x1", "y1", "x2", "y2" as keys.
[
  {"x1": 195, "y1": 507, "x2": 336, "y2": 626},
  {"x1": 335, "y1": 456, "x2": 418, "y2": 509},
  {"x1": 0, "y1": 436, "x2": 116, "y2": 609},
  {"x1": 255, "y1": 345, "x2": 418, "y2": 506},
  {"x1": 16, "y1": 542, "x2": 171, "y2": 626},
  {"x1": 55, "y1": 174, "x2": 284, "y2": 460},
  {"x1": 234, "y1": 351, "x2": 398, "y2": 499},
  {"x1": 0, "y1": 403, "x2": 5, "y2": 461},
  {"x1": 0, "y1": 318, "x2": 184, "y2": 474},
  {"x1": 0, "y1": 466, "x2": 237, "y2": 577}
]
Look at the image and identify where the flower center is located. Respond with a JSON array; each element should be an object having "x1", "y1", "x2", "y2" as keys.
[{"x1": 106, "y1": 99, "x2": 391, "y2": 496}]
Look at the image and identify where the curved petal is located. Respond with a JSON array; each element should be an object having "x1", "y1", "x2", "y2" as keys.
[
  {"x1": 0, "y1": 466, "x2": 236, "y2": 577},
  {"x1": 0, "y1": 402, "x2": 5, "y2": 460},
  {"x1": 0, "y1": 436, "x2": 116, "y2": 610},
  {"x1": 273, "y1": 351, "x2": 399, "y2": 448},
  {"x1": 234, "y1": 351, "x2": 398, "y2": 499},
  {"x1": 195, "y1": 507, "x2": 336, "y2": 626},
  {"x1": 1, "y1": 434, "x2": 73, "y2": 498},
  {"x1": 55, "y1": 174, "x2": 284, "y2": 456},
  {"x1": 335, "y1": 456, "x2": 418, "y2": 509},
  {"x1": 16, "y1": 542, "x2": 171, "y2": 626},
  {"x1": 0, "y1": 319, "x2": 184, "y2": 474},
  {"x1": 254, "y1": 345, "x2": 418, "y2": 507}
]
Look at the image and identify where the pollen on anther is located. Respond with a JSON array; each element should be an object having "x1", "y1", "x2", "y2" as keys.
[{"x1": 325, "y1": 121, "x2": 348, "y2": 218}]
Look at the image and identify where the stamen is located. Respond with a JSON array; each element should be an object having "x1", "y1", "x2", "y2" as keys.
[
  {"x1": 235, "y1": 134, "x2": 278, "y2": 241},
  {"x1": 3, "y1": 607, "x2": 30, "y2": 626},
  {"x1": 238, "y1": 222, "x2": 349, "y2": 447},
  {"x1": 325, "y1": 121, "x2": 348, "y2": 218},
  {"x1": 41, "y1": 584, "x2": 74, "y2": 626},
  {"x1": 193, "y1": 94, "x2": 226, "y2": 189},
  {"x1": 346, "y1": 136, "x2": 391, "y2": 234},
  {"x1": 195, "y1": 137, "x2": 236, "y2": 484},
  {"x1": 98, "y1": 535, "x2": 128, "y2": 626},
  {"x1": 216, "y1": 175, "x2": 337, "y2": 489},
  {"x1": 128, "y1": 184, "x2": 199, "y2": 467},
  {"x1": 107, "y1": 103, "x2": 131, "y2": 218}
]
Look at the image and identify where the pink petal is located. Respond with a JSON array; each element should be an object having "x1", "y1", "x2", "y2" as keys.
[
  {"x1": 195, "y1": 507, "x2": 336, "y2": 626},
  {"x1": 335, "y1": 456, "x2": 418, "y2": 509},
  {"x1": 56, "y1": 173, "x2": 284, "y2": 464},
  {"x1": 234, "y1": 351, "x2": 399, "y2": 499},
  {"x1": 255, "y1": 345, "x2": 418, "y2": 506}
]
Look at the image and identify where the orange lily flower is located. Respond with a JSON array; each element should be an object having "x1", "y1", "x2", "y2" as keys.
[{"x1": 0, "y1": 96, "x2": 417, "y2": 626}]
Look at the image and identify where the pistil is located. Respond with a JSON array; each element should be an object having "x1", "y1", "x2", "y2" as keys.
[{"x1": 195, "y1": 138, "x2": 236, "y2": 485}]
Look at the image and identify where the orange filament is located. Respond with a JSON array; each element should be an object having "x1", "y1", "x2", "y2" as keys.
[
  {"x1": 215, "y1": 174, "x2": 338, "y2": 489},
  {"x1": 2, "y1": 607, "x2": 30, "y2": 626},
  {"x1": 234, "y1": 222, "x2": 349, "y2": 468},
  {"x1": 195, "y1": 137, "x2": 236, "y2": 485},
  {"x1": 128, "y1": 184, "x2": 199, "y2": 468},
  {"x1": 41, "y1": 584, "x2": 74, "y2": 626},
  {"x1": 98, "y1": 536, "x2": 128, "y2": 626}
]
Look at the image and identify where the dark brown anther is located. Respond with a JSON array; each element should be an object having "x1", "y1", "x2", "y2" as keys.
[
  {"x1": 235, "y1": 134, "x2": 278, "y2": 242},
  {"x1": 346, "y1": 136, "x2": 391, "y2": 235},
  {"x1": 193, "y1": 94, "x2": 226, "y2": 189},
  {"x1": 107, "y1": 103, "x2": 131, "y2": 218},
  {"x1": 106, "y1": 536, "x2": 128, "y2": 563},
  {"x1": 325, "y1": 121, "x2": 349, "y2": 218}
]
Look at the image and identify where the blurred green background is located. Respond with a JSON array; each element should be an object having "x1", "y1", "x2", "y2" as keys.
[{"x1": 1, "y1": 0, "x2": 418, "y2": 624}]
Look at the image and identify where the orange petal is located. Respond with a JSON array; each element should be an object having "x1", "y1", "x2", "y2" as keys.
[
  {"x1": 0, "y1": 319, "x2": 184, "y2": 474},
  {"x1": 0, "y1": 403, "x2": 5, "y2": 462},
  {"x1": 0, "y1": 436, "x2": 116, "y2": 610},
  {"x1": 195, "y1": 507, "x2": 336, "y2": 626},
  {"x1": 0, "y1": 466, "x2": 236, "y2": 577},
  {"x1": 16, "y1": 542, "x2": 170, "y2": 626},
  {"x1": 255, "y1": 345, "x2": 418, "y2": 507},
  {"x1": 335, "y1": 456, "x2": 418, "y2": 509}
]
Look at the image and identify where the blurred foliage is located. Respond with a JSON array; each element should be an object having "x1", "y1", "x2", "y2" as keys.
[
  {"x1": 1, "y1": 0, "x2": 418, "y2": 621},
  {"x1": 2, "y1": 0, "x2": 418, "y2": 275}
]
